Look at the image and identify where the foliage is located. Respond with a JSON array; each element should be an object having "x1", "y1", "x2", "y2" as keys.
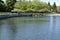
[
  {"x1": 0, "y1": 1, "x2": 6, "y2": 12},
  {"x1": 57, "y1": 6, "x2": 60, "y2": 13},
  {"x1": 48, "y1": 2, "x2": 51, "y2": 11},
  {"x1": 0, "y1": 0, "x2": 59, "y2": 13},
  {"x1": 39, "y1": 8, "x2": 51, "y2": 13},
  {"x1": 12, "y1": 0, "x2": 50, "y2": 13},
  {"x1": 52, "y1": 2, "x2": 57, "y2": 12},
  {"x1": 6, "y1": 0, "x2": 16, "y2": 12}
]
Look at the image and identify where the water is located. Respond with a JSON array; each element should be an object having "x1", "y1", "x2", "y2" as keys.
[{"x1": 0, "y1": 16, "x2": 60, "y2": 40}]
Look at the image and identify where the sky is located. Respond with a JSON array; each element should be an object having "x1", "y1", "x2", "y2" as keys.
[
  {"x1": 3, "y1": 0, "x2": 60, "y2": 6},
  {"x1": 40, "y1": 0, "x2": 60, "y2": 6}
]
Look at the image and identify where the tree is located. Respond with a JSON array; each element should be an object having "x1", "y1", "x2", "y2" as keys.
[
  {"x1": 19, "y1": 0, "x2": 22, "y2": 2},
  {"x1": 23, "y1": 0, "x2": 26, "y2": 1},
  {"x1": 32, "y1": 0, "x2": 39, "y2": 2},
  {"x1": 53, "y1": 2, "x2": 57, "y2": 12},
  {"x1": 48, "y1": 2, "x2": 51, "y2": 11},
  {"x1": 13, "y1": 0, "x2": 16, "y2": 2},
  {"x1": 29, "y1": 0, "x2": 31, "y2": 2},
  {"x1": 12, "y1": 0, "x2": 50, "y2": 13},
  {"x1": 6, "y1": 0, "x2": 16, "y2": 12},
  {"x1": 0, "y1": 0, "x2": 3, "y2": 3},
  {"x1": 57, "y1": 6, "x2": 60, "y2": 13},
  {"x1": 19, "y1": 0, "x2": 26, "y2": 2},
  {"x1": 0, "y1": 0, "x2": 6, "y2": 12}
]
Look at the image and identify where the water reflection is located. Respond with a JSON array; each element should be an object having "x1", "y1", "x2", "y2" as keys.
[
  {"x1": 49, "y1": 16, "x2": 60, "y2": 40},
  {"x1": 7, "y1": 19, "x2": 17, "y2": 40},
  {"x1": 13, "y1": 17, "x2": 49, "y2": 40},
  {"x1": 49, "y1": 16, "x2": 56, "y2": 40},
  {"x1": 0, "y1": 20, "x2": 11, "y2": 40},
  {"x1": 0, "y1": 16, "x2": 60, "y2": 40},
  {"x1": 53, "y1": 16, "x2": 60, "y2": 40},
  {"x1": 0, "y1": 21, "x2": 3, "y2": 40}
]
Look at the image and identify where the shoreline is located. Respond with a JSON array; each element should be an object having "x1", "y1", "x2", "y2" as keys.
[
  {"x1": 46, "y1": 14, "x2": 60, "y2": 16},
  {"x1": 0, "y1": 13, "x2": 60, "y2": 19}
]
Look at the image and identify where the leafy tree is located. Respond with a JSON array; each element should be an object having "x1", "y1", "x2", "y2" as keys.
[
  {"x1": 29, "y1": 0, "x2": 31, "y2": 2},
  {"x1": 6, "y1": 0, "x2": 16, "y2": 12},
  {"x1": 19, "y1": 0, "x2": 23, "y2": 2},
  {"x1": 32, "y1": 0, "x2": 39, "y2": 2},
  {"x1": 0, "y1": 0, "x2": 6, "y2": 12},
  {"x1": 13, "y1": 0, "x2": 16, "y2": 2},
  {"x1": 53, "y1": 2, "x2": 57, "y2": 12},
  {"x1": 23, "y1": 0, "x2": 26, "y2": 1},
  {"x1": 48, "y1": 2, "x2": 51, "y2": 11},
  {"x1": 57, "y1": 6, "x2": 60, "y2": 13},
  {"x1": 12, "y1": 0, "x2": 50, "y2": 13},
  {"x1": 0, "y1": 0, "x2": 4, "y2": 3}
]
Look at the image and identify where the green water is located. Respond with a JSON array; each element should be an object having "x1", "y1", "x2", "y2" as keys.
[{"x1": 0, "y1": 16, "x2": 60, "y2": 40}]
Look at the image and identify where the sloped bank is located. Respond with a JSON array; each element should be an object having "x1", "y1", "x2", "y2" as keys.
[
  {"x1": 0, "y1": 13, "x2": 47, "y2": 19},
  {"x1": 0, "y1": 13, "x2": 32, "y2": 19}
]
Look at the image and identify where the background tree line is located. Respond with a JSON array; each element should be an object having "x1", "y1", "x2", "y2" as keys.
[
  {"x1": 0, "y1": 0, "x2": 16, "y2": 12},
  {"x1": 0, "y1": 0, "x2": 60, "y2": 13}
]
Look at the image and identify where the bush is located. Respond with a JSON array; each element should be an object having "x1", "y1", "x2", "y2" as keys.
[
  {"x1": 12, "y1": 1, "x2": 50, "y2": 13},
  {"x1": 39, "y1": 8, "x2": 51, "y2": 13},
  {"x1": 57, "y1": 6, "x2": 60, "y2": 13},
  {"x1": 11, "y1": 9, "x2": 26, "y2": 13}
]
